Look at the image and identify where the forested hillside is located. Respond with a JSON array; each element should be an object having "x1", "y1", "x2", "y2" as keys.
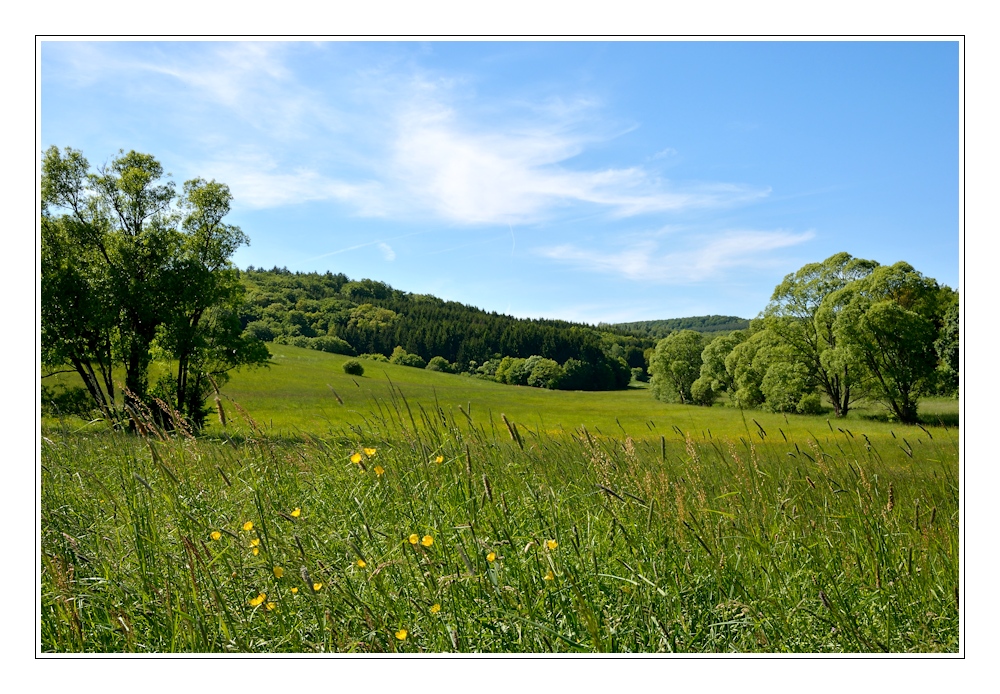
[
  {"x1": 608, "y1": 315, "x2": 750, "y2": 338},
  {"x1": 237, "y1": 267, "x2": 655, "y2": 390}
]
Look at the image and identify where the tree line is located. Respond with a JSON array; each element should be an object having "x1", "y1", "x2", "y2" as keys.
[
  {"x1": 606, "y1": 315, "x2": 750, "y2": 339},
  {"x1": 647, "y1": 253, "x2": 959, "y2": 423},
  {"x1": 239, "y1": 268, "x2": 651, "y2": 391},
  {"x1": 44, "y1": 147, "x2": 955, "y2": 427}
]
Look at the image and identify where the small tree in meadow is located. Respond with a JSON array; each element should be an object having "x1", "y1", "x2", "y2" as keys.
[{"x1": 342, "y1": 360, "x2": 364, "y2": 376}]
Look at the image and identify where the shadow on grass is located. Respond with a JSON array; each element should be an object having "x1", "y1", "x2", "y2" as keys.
[{"x1": 854, "y1": 411, "x2": 959, "y2": 428}]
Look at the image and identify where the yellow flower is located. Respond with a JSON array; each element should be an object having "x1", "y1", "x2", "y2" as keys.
[
  {"x1": 546, "y1": 539, "x2": 558, "y2": 550},
  {"x1": 395, "y1": 629, "x2": 408, "y2": 641},
  {"x1": 290, "y1": 587, "x2": 298, "y2": 594},
  {"x1": 364, "y1": 447, "x2": 377, "y2": 456},
  {"x1": 252, "y1": 548, "x2": 259, "y2": 556},
  {"x1": 250, "y1": 538, "x2": 260, "y2": 547},
  {"x1": 356, "y1": 559, "x2": 367, "y2": 568},
  {"x1": 430, "y1": 604, "x2": 441, "y2": 614},
  {"x1": 291, "y1": 508, "x2": 301, "y2": 518},
  {"x1": 544, "y1": 569, "x2": 555, "y2": 581},
  {"x1": 487, "y1": 552, "x2": 496, "y2": 562},
  {"x1": 273, "y1": 566, "x2": 284, "y2": 579},
  {"x1": 248, "y1": 592, "x2": 266, "y2": 607},
  {"x1": 421, "y1": 535, "x2": 434, "y2": 547},
  {"x1": 242, "y1": 521, "x2": 254, "y2": 532},
  {"x1": 210, "y1": 531, "x2": 221, "y2": 541},
  {"x1": 265, "y1": 602, "x2": 276, "y2": 611},
  {"x1": 350, "y1": 452, "x2": 362, "y2": 464},
  {"x1": 374, "y1": 465, "x2": 385, "y2": 477},
  {"x1": 408, "y1": 534, "x2": 419, "y2": 545},
  {"x1": 434, "y1": 455, "x2": 444, "y2": 464},
  {"x1": 313, "y1": 582, "x2": 323, "y2": 592}
]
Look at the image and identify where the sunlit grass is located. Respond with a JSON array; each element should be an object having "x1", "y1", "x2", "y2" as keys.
[{"x1": 40, "y1": 379, "x2": 959, "y2": 653}]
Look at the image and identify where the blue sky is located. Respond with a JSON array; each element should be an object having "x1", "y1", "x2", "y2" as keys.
[{"x1": 40, "y1": 40, "x2": 959, "y2": 324}]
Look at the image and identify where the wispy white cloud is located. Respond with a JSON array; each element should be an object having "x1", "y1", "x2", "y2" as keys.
[
  {"x1": 387, "y1": 93, "x2": 769, "y2": 225},
  {"x1": 200, "y1": 152, "x2": 386, "y2": 213},
  {"x1": 651, "y1": 147, "x2": 678, "y2": 160},
  {"x1": 45, "y1": 43, "x2": 773, "y2": 225},
  {"x1": 537, "y1": 229, "x2": 816, "y2": 284},
  {"x1": 377, "y1": 242, "x2": 396, "y2": 261}
]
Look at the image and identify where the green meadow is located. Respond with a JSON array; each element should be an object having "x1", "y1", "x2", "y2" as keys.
[
  {"x1": 41, "y1": 343, "x2": 959, "y2": 653},
  {"x1": 210, "y1": 343, "x2": 957, "y2": 442}
]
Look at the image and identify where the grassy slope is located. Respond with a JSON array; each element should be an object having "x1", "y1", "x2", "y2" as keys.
[{"x1": 210, "y1": 344, "x2": 958, "y2": 445}]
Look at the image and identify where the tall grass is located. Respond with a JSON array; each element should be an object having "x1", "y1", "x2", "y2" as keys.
[{"x1": 40, "y1": 385, "x2": 959, "y2": 653}]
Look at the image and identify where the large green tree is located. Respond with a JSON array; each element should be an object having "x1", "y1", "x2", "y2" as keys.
[
  {"x1": 826, "y1": 262, "x2": 943, "y2": 424},
  {"x1": 41, "y1": 147, "x2": 269, "y2": 429},
  {"x1": 649, "y1": 330, "x2": 706, "y2": 404},
  {"x1": 763, "y1": 252, "x2": 879, "y2": 417}
]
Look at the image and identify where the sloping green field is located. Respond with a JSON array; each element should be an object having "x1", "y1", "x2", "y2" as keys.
[{"x1": 208, "y1": 344, "x2": 958, "y2": 446}]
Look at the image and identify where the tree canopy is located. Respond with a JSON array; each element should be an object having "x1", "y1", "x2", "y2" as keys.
[
  {"x1": 41, "y1": 147, "x2": 269, "y2": 429},
  {"x1": 649, "y1": 253, "x2": 958, "y2": 424}
]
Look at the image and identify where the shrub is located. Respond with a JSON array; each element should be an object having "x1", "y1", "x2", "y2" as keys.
[
  {"x1": 426, "y1": 356, "x2": 453, "y2": 373},
  {"x1": 527, "y1": 358, "x2": 564, "y2": 389},
  {"x1": 797, "y1": 392, "x2": 824, "y2": 415},
  {"x1": 476, "y1": 358, "x2": 501, "y2": 378},
  {"x1": 690, "y1": 376, "x2": 716, "y2": 406},
  {"x1": 359, "y1": 353, "x2": 389, "y2": 362},
  {"x1": 309, "y1": 335, "x2": 356, "y2": 356},
  {"x1": 41, "y1": 385, "x2": 96, "y2": 418},
  {"x1": 390, "y1": 347, "x2": 427, "y2": 369},
  {"x1": 342, "y1": 360, "x2": 364, "y2": 376},
  {"x1": 397, "y1": 353, "x2": 427, "y2": 369},
  {"x1": 244, "y1": 320, "x2": 275, "y2": 342},
  {"x1": 631, "y1": 367, "x2": 648, "y2": 383}
]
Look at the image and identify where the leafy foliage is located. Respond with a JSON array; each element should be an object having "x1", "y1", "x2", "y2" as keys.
[
  {"x1": 829, "y1": 263, "x2": 945, "y2": 423},
  {"x1": 41, "y1": 147, "x2": 269, "y2": 429},
  {"x1": 239, "y1": 268, "x2": 650, "y2": 391},
  {"x1": 610, "y1": 315, "x2": 749, "y2": 339},
  {"x1": 649, "y1": 330, "x2": 707, "y2": 404},
  {"x1": 342, "y1": 360, "x2": 364, "y2": 376}
]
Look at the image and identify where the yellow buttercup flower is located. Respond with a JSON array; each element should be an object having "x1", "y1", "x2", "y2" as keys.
[
  {"x1": 290, "y1": 587, "x2": 298, "y2": 594},
  {"x1": 242, "y1": 521, "x2": 254, "y2": 532},
  {"x1": 430, "y1": 604, "x2": 441, "y2": 614},
  {"x1": 395, "y1": 629, "x2": 408, "y2": 641},
  {"x1": 408, "y1": 534, "x2": 419, "y2": 545},
  {"x1": 356, "y1": 559, "x2": 367, "y2": 568},
  {"x1": 250, "y1": 538, "x2": 260, "y2": 547},
  {"x1": 273, "y1": 566, "x2": 284, "y2": 578},
  {"x1": 364, "y1": 447, "x2": 376, "y2": 456},
  {"x1": 546, "y1": 540, "x2": 558, "y2": 550},
  {"x1": 374, "y1": 465, "x2": 384, "y2": 477},
  {"x1": 313, "y1": 582, "x2": 323, "y2": 592},
  {"x1": 350, "y1": 452, "x2": 362, "y2": 464},
  {"x1": 210, "y1": 531, "x2": 221, "y2": 541},
  {"x1": 249, "y1": 592, "x2": 266, "y2": 607},
  {"x1": 252, "y1": 548, "x2": 259, "y2": 556},
  {"x1": 291, "y1": 508, "x2": 301, "y2": 518},
  {"x1": 265, "y1": 602, "x2": 276, "y2": 611},
  {"x1": 544, "y1": 569, "x2": 555, "y2": 581},
  {"x1": 421, "y1": 535, "x2": 434, "y2": 547},
  {"x1": 487, "y1": 552, "x2": 496, "y2": 562},
  {"x1": 434, "y1": 455, "x2": 444, "y2": 464}
]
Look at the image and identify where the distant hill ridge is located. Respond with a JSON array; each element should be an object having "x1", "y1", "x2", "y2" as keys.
[{"x1": 607, "y1": 315, "x2": 750, "y2": 339}]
